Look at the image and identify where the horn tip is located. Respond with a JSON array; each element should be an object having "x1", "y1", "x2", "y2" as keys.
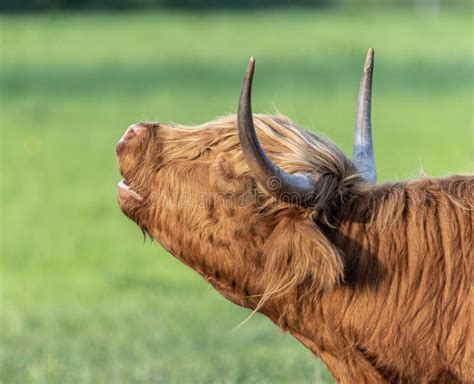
[
  {"x1": 364, "y1": 48, "x2": 374, "y2": 72},
  {"x1": 246, "y1": 57, "x2": 256, "y2": 72}
]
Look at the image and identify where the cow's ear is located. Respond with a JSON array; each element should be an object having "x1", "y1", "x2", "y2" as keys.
[{"x1": 262, "y1": 215, "x2": 344, "y2": 297}]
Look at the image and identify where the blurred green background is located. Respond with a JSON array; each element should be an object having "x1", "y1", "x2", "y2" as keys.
[{"x1": 1, "y1": 3, "x2": 472, "y2": 383}]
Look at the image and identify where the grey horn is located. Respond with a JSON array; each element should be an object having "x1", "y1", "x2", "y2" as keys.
[
  {"x1": 353, "y1": 48, "x2": 377, "y2": 183},
  {"x1": 237, "y1": 57, "x2": 316, "y2": 205}
]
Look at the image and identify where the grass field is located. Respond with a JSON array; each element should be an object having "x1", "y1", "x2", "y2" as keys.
[{"x1": 1, "y1": 8, "x2": 472, "y2": 383}]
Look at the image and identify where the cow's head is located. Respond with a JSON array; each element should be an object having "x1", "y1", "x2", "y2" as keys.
[{"x1": 116, "y1": 50, "x2": 376, "y2": 316}]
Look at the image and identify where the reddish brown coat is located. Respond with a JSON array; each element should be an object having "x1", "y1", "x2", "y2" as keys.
[{"x1": 116, "y1": 114, "x2": 473, "y2": 383}]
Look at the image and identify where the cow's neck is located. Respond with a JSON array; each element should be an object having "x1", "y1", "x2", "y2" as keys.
[{"x1": 271, "y1": 200, "x2": 394, "y2": 381}]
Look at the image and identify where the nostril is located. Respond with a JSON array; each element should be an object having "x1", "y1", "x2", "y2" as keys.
[{"x1": 119, "y1": 123, "x2": 146, "y2": 143}]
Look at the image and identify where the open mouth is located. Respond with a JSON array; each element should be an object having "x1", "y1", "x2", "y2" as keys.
[{"x1": 117, "y1": 179, "x2": 143, "y2": 201}]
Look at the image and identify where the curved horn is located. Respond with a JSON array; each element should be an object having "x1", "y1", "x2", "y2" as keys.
[
  {"x1": 237, "y1": 58, "x2": 316, "y2": 204},
  {"x1": 353, "y1": 48, "x2": 377, "y2": 183}
]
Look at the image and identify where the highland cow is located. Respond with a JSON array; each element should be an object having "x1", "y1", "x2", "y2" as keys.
[{"x1": 116, "y1": 49, "x2": 473, "y2": 383}]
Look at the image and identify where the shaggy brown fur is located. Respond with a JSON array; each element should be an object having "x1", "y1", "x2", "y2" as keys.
[{"x1": 116, "y1": 114, "x2": 473, "y2": 383}]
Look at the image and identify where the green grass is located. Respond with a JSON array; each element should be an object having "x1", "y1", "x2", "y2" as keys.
[{"x1": 1, "y1": 8, "x2": 472, "y2": 383}]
